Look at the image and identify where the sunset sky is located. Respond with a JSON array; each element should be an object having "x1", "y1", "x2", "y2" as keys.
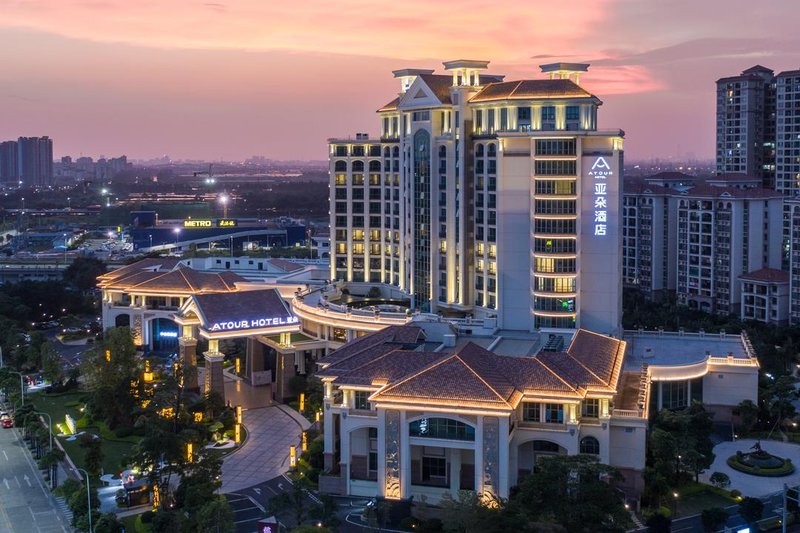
[{"x1": 0, "y1": 0, "x2": 797, "y2": 162}]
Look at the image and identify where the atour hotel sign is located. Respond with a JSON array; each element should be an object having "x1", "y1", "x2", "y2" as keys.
[
  {"x1": 209, "y1": 315, "x2": 299, "y2": 332},
  {"x1": 587, "y1": 157, "x2": 613, "y2": 237}
]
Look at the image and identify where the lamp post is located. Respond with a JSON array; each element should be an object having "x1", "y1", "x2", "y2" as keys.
[
  {"x1": 76, "y1": 468, "x2": 93, "y2": 533},
  {"x1": 63, "y1": 233, "x2": 68, "y2": 263},
  {"x1": 219, "y1": 194, "x2": 229, "y2": 219},
  {"x1": 149, "y1": 234, "x2": 153, "y2": 250},
  {"x1": 173, "y1": 228, "x2": 181, "y2": 249},
  {"x1": 33, "y1": 411, "x2": 52, "y2": 451}
]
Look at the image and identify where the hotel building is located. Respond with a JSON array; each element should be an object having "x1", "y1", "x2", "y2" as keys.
[
  {"x1": 317, "y1": 323, "x2": 758, "y2": 504},
  {"x1": 329, "y1": 61, "x2": 623, "y2": 335}
]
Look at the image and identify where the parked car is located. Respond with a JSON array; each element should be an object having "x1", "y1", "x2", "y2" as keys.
[{"x1": 2, "y1": 418, "x2": 13, "y2": 428}]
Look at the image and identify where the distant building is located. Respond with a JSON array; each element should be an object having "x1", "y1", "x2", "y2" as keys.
[
  {"x1": 0, "y1": 141, "x2": 18, "y2": 185},
  {"x1": 739, "y1": 268, "x2": 790, "y2": 324},
  {"x1": 623, "y1": 177, "x2": 784, "y2": 315},
  {"x1": 16, "y1": 136, "x2": 53, "y2": 187}
]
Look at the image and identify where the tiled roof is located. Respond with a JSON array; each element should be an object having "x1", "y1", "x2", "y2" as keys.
[
  {"x1": 97, "y1": 257, "x2": 181, "y2": 283},
  {"x1": 740, "y1": 268, "x2": 789, "y2": 284},
  {"x1": 675, "y1": 184, "x2": 782, "y2": 199},
  {"x1": 417, "y1": 74, "x2": 453, "y2": 104},
  {"x1": 268, "y1": 259, "x2": 304, "y2": 273},
  {"x1": 325, "y1": 326, "x2": 625, "y2": 410},
  {"x1": 470, "y1": 79, "x2": 593, "y2": 103},
  {"x1": 191, "y1": 288, "x2": 294, "y2": 330},
  {"x1": 100, "y1": 265, "x2": 245, "y2": 293},
  {"x1": 377, "y1": 97, "x2": 400, "y2": 113}
]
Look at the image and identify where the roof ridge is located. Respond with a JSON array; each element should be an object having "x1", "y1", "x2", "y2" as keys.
[
  {"x1": 532, "y1": 356, "x2": 581, "y2": 394},
  {"x1": 373, "y1": 353, "x2": 464, "y2": 397},
  {"x1": 453, "y1": 353, "x2": 514, "y2": 407},
  {"x1": 508, "y1": 80, "x2": 524, "y2": 97},
  {"x1": 178, "y1": 268, "x2": 197, "y2": 292}
]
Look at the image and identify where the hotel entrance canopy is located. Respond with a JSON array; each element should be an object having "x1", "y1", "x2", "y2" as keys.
[{"x1": 175, "y1": 288, "x2": 301, "y2": 339}]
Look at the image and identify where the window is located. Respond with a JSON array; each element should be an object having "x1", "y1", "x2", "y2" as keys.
[
  {"x1": 541, "y1": 106, "x2": 556, "y2": 121},
  {"x1": 544, "y1": 403, "x2": 564, "y2": 423},
  {"x1": 566, "y1": 106, "x2": 580, "y2": 121},
  {"x1": 369, "y1": 428, "x2": 378, "y2": 471},
  {"x1": 409, "y1": 417, "x2": 475, "y2": 441},
  {"x1": 422, "y1": 456, "x2": 446, "y2": 482},
  {"x1": 580, "y1": 436, "x2": 599, "y2": 455},
  {"x1": 581, "y1": 399, "x2": 599, "y2": 418},
  {"x1": 518, "y1": 107, "x2": 531, "y2": 120},
  {"x1": 522, "y1": 402, "x2": 541, "y2": 422},
  {"x1": 354, "y1": 391, "x2": 370, "y2": 410}
]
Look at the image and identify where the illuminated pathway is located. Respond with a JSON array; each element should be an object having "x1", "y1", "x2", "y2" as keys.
[{"x1": 220, "y1": 405, "x2": 310, "y2": 494}]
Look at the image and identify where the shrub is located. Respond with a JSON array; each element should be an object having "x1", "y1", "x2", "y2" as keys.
[
  {"x1": 140, "y1": 511, "x2": 154, "y2": 524},
  {"x1": 399, "y1": 517, "x2": 421, "y2": 530},
  {"x1": 645, "y1": 512, "x2": 671, "y2": 533},
  {"x1": 421, "y1": 518, "x2": 444, "y2": 532},
  {"x1": 701, "y1": 507, "x2": 728, "y2": 532},
  {"x1": 739, "y1": 497, "x2": 764, "y2": 523},
  {"x1": 730, "y1": 489, "x2": 742, "y2": 498},
  {"x1": 709, "y1": 471, "x2": 731, "y2": 488}
]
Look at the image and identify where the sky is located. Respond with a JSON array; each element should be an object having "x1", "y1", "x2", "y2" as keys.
[{"x1": 0, "y1": 0, "x2": 798, "y2": 162}]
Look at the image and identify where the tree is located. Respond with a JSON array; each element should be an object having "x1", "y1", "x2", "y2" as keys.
[
  {"x1": 40, "y1": 341, "x2": 63, "y2": 384},
  {"x1": 708, "y1": 472, "x2": 730, "y2": 489},
  {"x1": 734, "y1": 399, "x2": 759, "y2": 434},
  {"x1": 93, "y1": 512, "x2": 124, "y2": 533},
  {"x1": 79, "y1": 433, "x2": 104, "y2": 476},
  {"x1": 645, "y1": 513, "x2": 671, "y2": 533},
  {"x1": 739, "y1": 497, "x2": 764, "y2": 524},
  {"x1": 511, "y1": 455, "x2": 632, "y2": 532},
  {"x1": 701, "y1": 507, "x2": 728, "y2": 532},
  {"x1": 63, "y1": 257, "x2": 107, "y2": 292},
  {"x1": 268, "y1": 475, "x2": 317, "y2": 528},
  {"x1": 81, "y1": 327, "x2": 139, "y2": 429},
  {"x1": 194, "y1": 496, "x2": 235, "y2": 533}
]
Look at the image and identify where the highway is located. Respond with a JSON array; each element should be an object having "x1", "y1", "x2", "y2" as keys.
[{"x1": 0, "y1": 424, "x2": 71, "y2": 533}]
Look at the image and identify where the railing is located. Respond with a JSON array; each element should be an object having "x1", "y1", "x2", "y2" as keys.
[
  {"x1": 708, "y1": 356, "x2": 759, "y2": 367},
  {"x1": 611, "y1": 409, "x2": 642, "y2": 418},
  {"x1": 348, "y1": 409, "x2": 377, "y2": 418}
]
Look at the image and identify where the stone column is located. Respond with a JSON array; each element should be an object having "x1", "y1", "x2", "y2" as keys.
[
  {"x1": 179, "y1": 325, "x2": 198, "y2": 391},
  {"x1": 204, "y1": 339, "x2": 225, "y2": 403},
  {"x1": 323, "y1": 406, "x2": 334, "y2": 471},
  {"x1": 474, "y1": 416, "x2": 484, "y2": 496},
  {"x1": 449, "y1": 448, "x2": 461, "y2": 497}
]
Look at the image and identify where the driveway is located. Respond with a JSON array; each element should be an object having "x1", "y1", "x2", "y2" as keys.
[
  {"x1": 701, "y1": 438, "x2": 800, "y2": 497},
  {"x1": 221, "y1": 405, "x2": 310, "y2": 493}
]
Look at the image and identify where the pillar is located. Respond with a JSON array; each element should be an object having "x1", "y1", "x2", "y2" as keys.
[
  {"x1": 498, "y1": 417, "x2": 510, "y2": 498},
  {"x1": 450, "y1": 448, "x2": 461, "y2": 497},
  {"x1": 657, "y1": 381, "x2": 663, "y2": 411},
  {"x1": 400, "y1": 411, "x2": 410, "y2": 499},
  {"x1": 323, "y1": 406, "x2": 334, "y2": 471},
  {"x1": 474, "y1": 416, "x2": 484, "y2": 495},
  {"x1": 179, "y1": 325, "x2": 198, "y2": 391},
  {"x1": 204, "y1": 339, "x2": 225, "y2": 403}
]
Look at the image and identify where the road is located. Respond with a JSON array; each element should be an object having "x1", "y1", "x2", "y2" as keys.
[{"x1": 0, "y1": 425, "x2": 71, "y2": 533}]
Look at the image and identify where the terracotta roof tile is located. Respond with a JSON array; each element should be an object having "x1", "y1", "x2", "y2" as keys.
[
  {"x1": 417, "y1": 74, "x2": 453, "y2": 104},
  {"x1": 739, "y1": 268, "x2": 789, "y2": 283},
  {"x1": 470, "y1": 79, "x2": 593, "y2": 103}
]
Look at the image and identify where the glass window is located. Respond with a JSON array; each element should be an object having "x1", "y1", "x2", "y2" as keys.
[
  {"x1": 354, "y1": 391, "x2": 370, "y2": 410},
  {"x1": 409, "y1": 417, "x2": 475, "y2": 441},
  {"x1": 580, "y1": 436, "x2": 599, "y2": 455},
  {"x1": 522, "y1": 402, "x2": 541, "y2": 422},
  {"x1": 566, "y1": 106, "x2": 580, "y2": 121},
  {"x1": 581, "y1": 399, "x2": 599, "y2": 418},
  {"x1": 422, "y1": 456, "x2": 446, "y2": 481},
  {"x1": 544, "y1": 403, "x2": 564, "y2": 423},
  {"x1": 542, "y1": 106, "x2": 556, "y2": 121}
]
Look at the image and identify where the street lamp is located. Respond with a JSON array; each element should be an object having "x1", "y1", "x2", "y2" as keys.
[
  {"x1": 76, "y1": 468, "x2": 93, "y2": 533},
  {"x1": 33, "y1": 411, "x2": 52, "y2": 451},
  {"x1": 63, "y1": 233, "x2": 68, "y2": 263},
  {"x1": 149, "y1": 234, "x2": 153, "y2": 249},
  {"x1": 219, "y1": 194, "x2": 229, "y2": 219},
  {"x1": 67, "y1": 197, "x2": 71, "y2": 210},
  {"x1": 173, "y1": 228, "x2": 181, "y2": 248}
]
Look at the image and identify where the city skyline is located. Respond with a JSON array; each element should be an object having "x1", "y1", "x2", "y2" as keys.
[{"x1": 0, "y1": 0, "x2": 798, "y2": 161}]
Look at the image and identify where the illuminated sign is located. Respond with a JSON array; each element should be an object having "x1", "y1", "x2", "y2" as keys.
[
  {"x1": 183, "y1": 219, "x2": 213, "y2": 228},
  {"x1": 159, "y1": 331, "x2": 178, "y2": 338},
  {"x1": 183, "y1": 219, "x2": 238, "y2": 228},
  {"x1": 587, "y1": 156, "x2": 613, "y2": 237},
  {"x1": 289, "y1": 445, "x2": 297, "y2": 468},
  {"x1": 208, "y1": 315, "x2": 299, "y2": 332},
  {"x1": 257, "y1": 520, "x2": 279, "y2": 533}
]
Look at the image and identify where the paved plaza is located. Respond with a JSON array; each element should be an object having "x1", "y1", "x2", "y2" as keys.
[
  {"x1": 221, "y1": 405, "x2": 311, "y2": 493},
  {"x1": 701, "y1": 438, "x2": 800, "y2": 497}
]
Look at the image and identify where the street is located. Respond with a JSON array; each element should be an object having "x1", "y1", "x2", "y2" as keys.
[{"x1": 0, "y1": 424, "x2": 71, "y2": 533}]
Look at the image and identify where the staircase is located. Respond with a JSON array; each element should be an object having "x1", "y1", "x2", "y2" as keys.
[{"x1": 637, "y1": 363, "x2": 649, "y2": 410}]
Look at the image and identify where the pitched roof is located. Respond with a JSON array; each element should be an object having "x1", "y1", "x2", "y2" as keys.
[
  {"x1": 469, "y1": 79, "x2": 593, "y2": 103},
  {"x1": 739, "y1": 268, "x2": 789, "y2": 284},
  {"x1": 100, "y1": 264, "x2": 245, "y2": 293},
  {"x1": 191, "y1": 288, "x2": 294, "y2": 330},
  {"x1": 324, "y1": 326, "x2": 625, "y2": 410},
  {"x1": 97, "y1": 257, "x2": 181, "y2": 283},
  {"x1": 411, "y1": 74, "x2": 453, "y2": 104},
  {"x1": 377, "y1": 97, "x2": 400, "y2": 113},
  {"x1": 268, "y1": 259, "x2": 304, "y2": 273}
]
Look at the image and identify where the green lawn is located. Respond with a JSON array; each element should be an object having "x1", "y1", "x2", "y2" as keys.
[
  {"x1": 673, "y1": 483, "x2": 738, "y2": 518},
  {"x1": 28, "y1": 391, "x2": 139, "y2": 475}
]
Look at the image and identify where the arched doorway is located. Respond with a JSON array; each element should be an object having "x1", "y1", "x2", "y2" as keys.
[
  {"x1": 115, "y1": 314, "x2": 131, "y2": 328},
  {"x1": 150, "y1": 317, "x2": 179, "y2": 352},
  {"x1": 517, "y1": 440, "x2": 567, "y2": 481}
]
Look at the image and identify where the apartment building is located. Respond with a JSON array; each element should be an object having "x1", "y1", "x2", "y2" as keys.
[{"x1": 329, "y1": 60, "x2": 623, "y2": 335}]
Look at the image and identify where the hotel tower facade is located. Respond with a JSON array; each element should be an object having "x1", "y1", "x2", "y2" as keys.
[{"x1": 329, "y1": 60, "x2": 624, "y2": 335}]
